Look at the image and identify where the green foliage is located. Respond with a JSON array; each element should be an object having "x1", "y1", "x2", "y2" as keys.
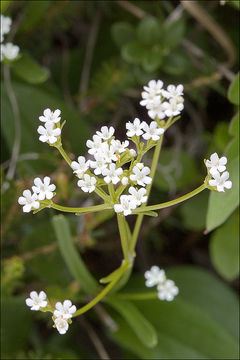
[
  {"x1": 1, "y1": 257, "x2": 24, "y2": 296},
  {"x1": 112, "y1": 267, "x2": 239, "y2": 359},
  {"x1": 228, "y1": 72, "x2": 239, "y2": 105},
  {"x1": 210, "y1": 209, "x2": 239, "y2": 280},
  {"x1": 20, "y1": 1, "x2": 51, "y2": 31},
  {"x1": 11, "y1": 53, "x2": 49, "y2": 84},
  {"x1": 180, "y1": 190, "x2": 209, "y2": 231},
  {"x1": 52, "y1": 215, "x2": 99, "y2": 295},
  {"x1": 108, "y1": 298, "x2": 158, "y2": 348},
  {"x1": 111, "y1": 22, "x2": 136, "y2": 47}
]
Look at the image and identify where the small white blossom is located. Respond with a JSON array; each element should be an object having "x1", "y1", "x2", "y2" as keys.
[
  {"x1": 37, "y1": 122, "x2": 61, "y2": 144},
  {"x1": 54, "y1": 300, "x2": 76, "y2": 320},
  {"x1": 1, "y1": 15, "x2": 12, "y2": 42},
  {"x1": 130, "y1": 166, "x2": 152, "y2": 187},
  {"x1": 111, "y1": 139, "x2": 129, "y2": 154},
  {"x1": 128, "y1": 186, "x2": 147, "y2": 206},
  {"x1": 205, "y1": 152, "x2": 227, "y2": 175},
  {"x1": 142, "y1": 121, "x2": 164, "y2": 141},
  {"x1": 114, "y1": 195, "x2": 137, "y2": 216},
  {"x1": 86, "y1": 135, "x2": 103, "y2": 155},
  {"x1": 77, "y1": 174, "x2": 96, "y2": 193},
  {"x1": 1, "y1": 42, "x2": 19, "y2": 60},
  {"x1": 136, "y1": 162, "x2": 144, "y2": 170},
  {"x1": 25, "y1": 291, "x2": 47, "y2": 311},
  {"x1": 146, "y1": 96, "x2": 166, "y2": 120},
  {"x1": 32, "y1": 176, "x2": 56, "y2": 200},
  {"x1": 18, "y1": 190, "x2": 40, "y2": 213},
  {"x1": 140, "y1": 80, "x2": 163, "y2": 107},
  {"x1": 162, "y1": 84, "x2": 184, "y2": 103},
  {"x1": 96, "y1": 126, "x2": 115, "y2": 140},
  {"x1": 102, "y1": 163, "x2": 123, "y2": 184},
  {"x1": 157, "y1": 279, "x2": 179, "y2": 301},
  {"x1": 101, "y1": 142, "x2": 117, "y2": 163},
  {"x1": 209, "y1": 171, "x2": 232, "y2": 192},
  {"x1": 89, "y1": 154, "x2": 107, "y2": 175},
  {"x1": 144, "y1": 266, "x2": 166, "y2": 287},
  {"x1": 54, "y1": 316, "x2": 69, "y2": 335},
  {"x1": 126, "y1": 118, "x2": 144, "y2": 137},
  {"x1": 71, "y1": 156, "x2": 89, "y2": 178},
  {"x1": 121, "y1": 176, "x2": 129, "y2": 186},
  {"x1": 129, "y1": 149, "x2": 137, "y2": 157},
  {"x1": 163, "y1": 98, "x2": 184, "y2": 117},
  {"x1": 39, "y1": 108, "x2": 61, "y2": 123}
]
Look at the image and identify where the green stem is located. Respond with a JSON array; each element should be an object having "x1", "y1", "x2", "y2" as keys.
[
  {"x1": 73, "y1": 261, "x2": 129, "y2": 317},
  {"x1": 133, "y1": 183, "x2": 206, "y2": 213},
  {"x1": 117, "y1": 214, "x2": 131, "y2": 262},
  {"x1": 57, "y1": 145, "x2": 72, "y2": 167},
  {"x1": 45, "y1": 201, "x2": 112, "y2": 214},
  {"x1": 108, "y1": 183, "x2": 116, "y2": 202},
  {"x1": 130, "y1": 135, "x2": 164, "y2": 254},
  {"x1": 115, "y1": 291, "x2": 158, "y2": 301}
]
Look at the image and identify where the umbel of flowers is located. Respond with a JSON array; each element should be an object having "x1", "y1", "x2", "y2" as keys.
[
  {"x1": 1, "y1": 14, "x2": 20, "y2": 61},
  {"x1": 18, "y1": 80, "x2": 232, "y2": 334}
]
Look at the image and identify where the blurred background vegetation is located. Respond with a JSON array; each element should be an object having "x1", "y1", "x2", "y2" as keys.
[{"x1": 1, "y1": 1, "x2": 239, "y2": 359}]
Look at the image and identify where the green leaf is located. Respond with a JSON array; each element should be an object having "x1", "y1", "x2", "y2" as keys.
[
  {"x1": 121, "y1": 41, "x2": 148, "y2": 64},
  {"x1": 52, "y1": 215, "x2": 99, "y2": 295},
  {"x1": 11, "y1": 53, "x2": 49, "y2": 84},
  {"x1": 1, "y1": 0, "x2": 11, "y2": 12},
  {"x1": 210, "y1": 209, "x2": 239, "y2": 280},
  {"x1": 20, "y1": 1, "x2": 51, "y2": 31},
  {"x1": 111, "y1": 22, "x2": 136, "y2": 47},
  {"x1": 112, "y1": 267, "x2": 239, "y2": 359},
  {"x1": 228, "y1": 72, "x2": 239, "y2": 104},
  {"x1": 141, "y1": 49, "x2": 163, "y2": 73},
  {"x1": 229, "y1": 111, "x2": 239, "y2": 136},
  {"x1": 108, "y1": 298, "x2": 158, "y2": 348},
  {"x1": 180, "y1": 190, "x2": 209, "y2": 231},
  {"x1": 206, "y1": 156, "x2": 239, "y2": 231},
  {"x1": 137, "y1": 17, "x2": 161, "y2": 45},
  {"x1": 163, "y1": 19, "x2": 186, "y2": 50},
  {"x1": 1, "y1": 296, "x2": 33, "y2": 357},
  {"x1": 162, "y1": 49, "x2": 191, "y2": 75}
]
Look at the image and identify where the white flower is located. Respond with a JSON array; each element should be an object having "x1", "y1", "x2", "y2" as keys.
[
  {"x1": 32, "y1": 176, "x2": 56, "y2": 200},
  {"x1": 121, "y1": 176, "x2": 129, "y2": 186},
  {"x1": 77, "y1": 174, "x2": 96, "y2": 193},
  {"x1": 129, "y1": 149, "x2": 137, "y2": 157},
  {"x1": 162, "y1": 84, "x2": 184, "y2": 103},
  {"x1": 89, "y1": 154, "x2": 107, "y2": 175},
  {"x1": 1, "y1": 15, "x2": 12, "y2": 42},
  {"x1": 102, "y1": 163, "x2": 123, "y2": 184},
  {"x1": 111, "y1": 139, "x2": 129, "y2": 154},
  {"x1": 54, "y1": 316, "x2": 69, "y2": 335},
  {"x1": 37, "y1": 122, "x2": 61, "y2": 144},
  {"x1": 157, "y1": 279, "x2": 179, "y2": 301},
  {"x1": 126, "y1": 118, "x2": 144, "y2": 137},
  {"x1": 18, "y1": 190, "x2": 40, "y2": 213},
  {"x1": 25, "y1": 291, "x2": 47, "y2": 311},
  {"x1": 209, "y1": 171, "x2": 232, "y2": 192},
  {"x1": 100, "y1": 142, "x2": 116, "y2": 163},
  {"x1": 86, "y1": 135, "x2": 103, "y2": 155},
  {"x1": 128, "y1": 186, "x2": 147, "y2": 206},
  {"x1": 205, "y1": 152, "x2": 227, "y2": 175},
  {"x1": 130, "y1": 166, "x2": 152, "y2": 187},
  {"x1": 146, "y1": 97, "x2": 166, "y2": 120},
  {"x1": 96, "y1": 126, "x2": 115, "y2": 140},
  {"x1": 1, "y1": 42, "x2": 19, "y2": 60},
  {"x1": 54, "y1": 300, "x2": 76, "y2": 320},
  {"x1": 136, "y1": 162, "x2": 144, "y2": 170},
  {"x1": 142, "y1": 121, "x2": 164, "y2": 141},
  {"x1": 140, "y1": 80, "x2": 163, "y2": 107},
  {"x1": 39, "y1": 108, "x2": 61, "y2": 123},
  {"x1": 144, "y1": 266, "x2": 166, "y2": 287},
  {"x1": 114, "y1": 195, "x2": 137, "y2": 216},
  {"x1": 71, "y1": 156, "x2": 89, "y2": 178},
  {"x1": 163, "y1": 98, "x2": 184, "y2": 117}
]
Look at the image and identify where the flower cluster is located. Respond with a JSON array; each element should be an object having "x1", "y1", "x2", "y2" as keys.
[
  {"x1": 205, "y1": 152, "x2": 232, "y2": 192},
  {"x1": 25, "y1": 291, "x2": 76, "y2": 335},
  {"x1": 144, "y1": 265, "x2": 179, "y2": 301},
  {"x1": 18, "y1": 176, "x2": 56, "y2": 212},
  {"x1": 37, "y1": 108, "x2": 62, "y2": 144},
  {"x1": 1, "y1": 14, "x2": 19, "y2": 61},
  {"x1": 140, "y1": 80, "x2": 184, "y2": 120}
]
